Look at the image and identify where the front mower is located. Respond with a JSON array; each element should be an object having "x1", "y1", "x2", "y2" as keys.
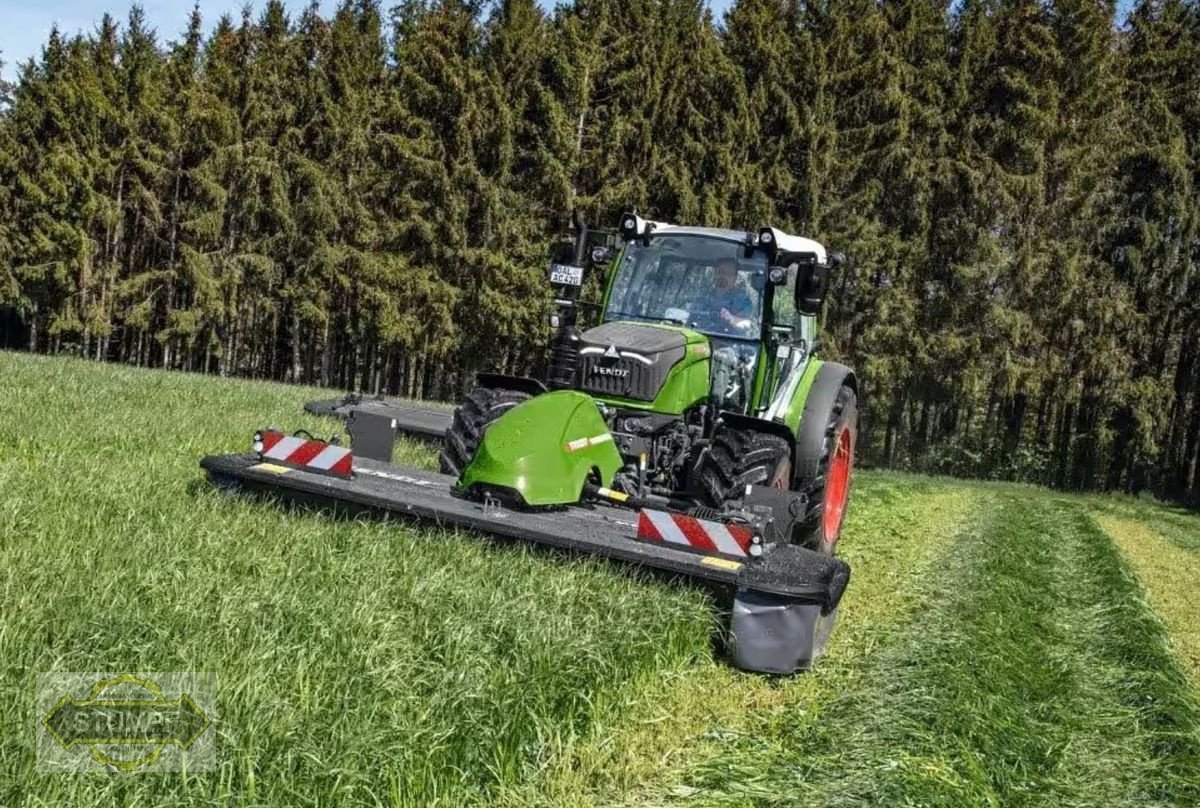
[{"x1": 203, "y1": 213, "x2": 858, "y2": 673}]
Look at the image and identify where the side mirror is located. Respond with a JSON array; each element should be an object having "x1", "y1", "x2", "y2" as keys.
[
  {"x1": 794, "y1": 258, "x2": 829, "y2": 316},
  {"x1": 589, "y1": 246, "x2": 613, "y2": 266}
]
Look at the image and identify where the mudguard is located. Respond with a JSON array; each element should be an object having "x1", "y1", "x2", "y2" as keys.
[
  {"x1": 793, "y1": 362, "x2": 857, "y2": 485},
  {"x1": 457, "y1": 390, "x2": 622, "y2": 506},
  {"x1": 720, "y1": 411, "x2": 797, "y2": 456}
]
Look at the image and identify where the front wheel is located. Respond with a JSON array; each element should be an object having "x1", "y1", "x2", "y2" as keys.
[
  {"x1": 794, "y1": 384, "x2": 858, "y2": 552},
  {"x1": 696, "y1": 426, "x2": 791, "y2": 507},
  {"x1": 439, "y1": 386, "x2": 531, "y2": 476}
]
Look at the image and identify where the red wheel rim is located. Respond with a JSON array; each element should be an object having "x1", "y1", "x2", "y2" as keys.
[{"x1": 823, "y1": 428, "x2": 852, "y2": 545}]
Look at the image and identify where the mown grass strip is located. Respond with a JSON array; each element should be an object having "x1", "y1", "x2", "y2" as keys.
[
  {"x1": 495, "y1": 473, "x2": 983, "y2": 806},
  {"x1": 1095, "y1": 514, "x2": 1200, "y2": 684},
  {"x1": 1083, "y1": 494, "x2": 1200, "y2": 553},
  {"x1": 668, "y1": 494, "x2": 1200, "y2": 806}
]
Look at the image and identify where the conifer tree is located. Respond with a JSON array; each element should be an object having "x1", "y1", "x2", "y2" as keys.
[
  {"x1": 0, "y1": 52, "x2": 16, "y2": 308},
  {"x1": 1120, "y1": 0, "x2": 1200, "y2": 498},
  {"x1": 650, "y1": 1, "x2": 751, "y2": 226},
  {"x1": 722, "y1": 0, "x2": 811, "y2": 226}
]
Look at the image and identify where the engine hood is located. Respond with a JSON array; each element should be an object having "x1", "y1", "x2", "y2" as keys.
[{"x1": 577, "y1": 321, "x2": 709, "y2": 408}]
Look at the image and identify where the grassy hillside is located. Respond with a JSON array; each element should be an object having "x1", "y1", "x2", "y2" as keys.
[{"x1": 1, "y1": 351, "x2": 1199, "y2": 806}]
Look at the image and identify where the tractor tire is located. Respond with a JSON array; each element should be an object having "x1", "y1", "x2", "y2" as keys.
[
  {"x1": 794, "y1": 384, "x2": 857, "y2": 553},
  {"x1": 438, "y1": 386, "x2": 531, "y2": 476},
  {"x1": 697, "y1": 426, "x2": 792, "y2": 507}
]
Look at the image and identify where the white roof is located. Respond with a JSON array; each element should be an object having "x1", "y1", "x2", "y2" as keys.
[
  {"x1": 624, "y1": 217, "x2": 827, "y2": 264},
  {"x1": 758, "y1": 227, "x2": 827, "y2": 264}
]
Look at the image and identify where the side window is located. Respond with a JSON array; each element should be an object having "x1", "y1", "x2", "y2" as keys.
[
  {"x1": 607, "y1": 251, "x2": 643, "y2": 314},
  {"x1": 771, "y1": 266, "x2": 799, "y2": 331}
]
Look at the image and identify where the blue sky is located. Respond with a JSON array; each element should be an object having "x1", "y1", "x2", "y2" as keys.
[
  {"x1": 1, "y1": 2, "x2": 336, "y2": 79},
  {"x1": 1, "y1": 0, "x2": 1136, "y2": 83}
]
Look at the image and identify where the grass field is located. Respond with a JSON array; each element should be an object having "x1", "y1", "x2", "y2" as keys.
[{"x1": 2, "y1": 351, "x2": 1200, "y2": 806}]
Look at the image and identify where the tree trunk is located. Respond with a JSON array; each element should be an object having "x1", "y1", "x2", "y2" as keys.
[
  {"x1": 27, "y1": 303, "x2": 38, "y2": 352},
  {"x1": 291, "y1": 309, "x2": 302, "y2": 382}
]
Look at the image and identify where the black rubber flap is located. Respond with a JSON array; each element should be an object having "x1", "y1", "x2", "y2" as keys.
[{"x1": 347, "y1": 410, "x2": 397, "y2": 462}]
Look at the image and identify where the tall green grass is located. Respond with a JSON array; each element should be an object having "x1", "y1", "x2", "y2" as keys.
[{"x1": 0, "y1": 353, "x2": 716, "y2": 805}]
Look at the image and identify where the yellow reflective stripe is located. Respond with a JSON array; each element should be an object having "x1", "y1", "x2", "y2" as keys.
[
  {"x1": 702, "y1": 556, "x2": 742, "y2": 572},
  {"x1": 596, "y1": 487, "x2": 629, "y2": 502}
]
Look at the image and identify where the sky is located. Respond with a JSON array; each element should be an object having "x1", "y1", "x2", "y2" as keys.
[
  {"x1": 0, "y1": 0, "x2": 1137, "y2": 84},
  {"x1": 11, "y1": 1, "x2": 735, "y2": 82}
]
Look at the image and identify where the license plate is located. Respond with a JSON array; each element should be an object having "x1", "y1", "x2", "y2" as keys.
[{"x1": 549, "y1": 263, "x2": 584, "y2": 286}]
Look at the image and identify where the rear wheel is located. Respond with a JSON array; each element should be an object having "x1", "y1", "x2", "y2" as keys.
[
  {"x1": 697, "y1": 426, "x2": 791, "y2": 507},
  {"x1": 439, "y1": 386, "x2": 531, "y2": 476},
  {"x1": 795, "y1": 384, "x2": 857, "y2": 552}
]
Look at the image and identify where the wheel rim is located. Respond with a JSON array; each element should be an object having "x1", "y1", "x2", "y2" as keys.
[{"x1": 823, "y1": 428, "x2": 852, "y2": 546}]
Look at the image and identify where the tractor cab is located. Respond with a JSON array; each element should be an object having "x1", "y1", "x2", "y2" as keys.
[
  {"x1": 548, "y1": 214, "x2": 837, "y2": 420},
  {"x1": 597, "y1": 226, "x2": 773, "y2": 415}
]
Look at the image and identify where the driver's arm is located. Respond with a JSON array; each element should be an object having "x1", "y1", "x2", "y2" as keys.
[{"x1": 720, "y1": 291, "x2": 755, "y2": 331}]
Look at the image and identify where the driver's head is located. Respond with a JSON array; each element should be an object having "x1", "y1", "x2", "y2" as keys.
[{"x1": 714, "y1": 258, "x2": 738, "y2": 290}]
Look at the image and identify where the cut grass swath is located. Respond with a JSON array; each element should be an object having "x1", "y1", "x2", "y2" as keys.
[
  {"x1": 1095, "y1": 514, "x2": 1200, "y2": 685},
  {"x1": 494, "y1": 475, "x2": 983, "y2": 805},
  {"x1": 669, "y1": 493, "x2": 1200, "y2": 806}
]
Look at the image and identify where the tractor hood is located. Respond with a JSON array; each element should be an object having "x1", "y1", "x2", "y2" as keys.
[{"x1": 577, "y1": 321, "x2": 711, "y2": 413}]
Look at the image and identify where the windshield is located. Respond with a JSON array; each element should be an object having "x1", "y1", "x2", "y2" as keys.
[{"x1": 604, "y1": 235, "x2": 768, "y2": 340}]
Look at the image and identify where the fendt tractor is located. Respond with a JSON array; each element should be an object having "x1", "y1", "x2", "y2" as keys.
[{"x1": 202, "y1": 213, "x2": 858, "y2": 674}]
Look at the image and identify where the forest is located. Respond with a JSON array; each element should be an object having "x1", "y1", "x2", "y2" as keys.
[{"x1": 0, "y1": 0, "x2": 1196, "y2": 504}]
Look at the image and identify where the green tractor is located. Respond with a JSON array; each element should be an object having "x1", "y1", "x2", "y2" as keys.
[
  {"x1": 442, "y1": 212, "x2": 857, "y2": 552},
  {"x1": 204, "y1": 212, "x2": 856, "y2": 674}
]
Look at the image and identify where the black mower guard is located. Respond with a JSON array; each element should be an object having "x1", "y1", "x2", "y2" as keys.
[
  {"x1": 304, "y1": 396, "x2": 451, "y2": 443},
  {"x1": 199, "y1": 452, "x2": 848, "y2": 610}
]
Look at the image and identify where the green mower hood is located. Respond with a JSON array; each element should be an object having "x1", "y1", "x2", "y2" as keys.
[{"x1": 456, "y1": 391, "x2": 623, "y2": 506}]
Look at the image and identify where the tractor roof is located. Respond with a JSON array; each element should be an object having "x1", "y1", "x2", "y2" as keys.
[{"x1": 639, "y1": 222, "x2": 828, "y2": 264}]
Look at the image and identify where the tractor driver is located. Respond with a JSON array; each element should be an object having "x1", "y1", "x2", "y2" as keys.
[{"x1": 694, "y1": 257, "x2": 756, "y2": 335}]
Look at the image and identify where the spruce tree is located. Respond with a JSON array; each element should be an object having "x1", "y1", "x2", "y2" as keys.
[
  {"x1": 650, "y1": 1, "x2": 751, "y2": 226},
  {"x1": 0, "y1": 52, "x2": 16, "y2": 308},
  {"x1": 1120, "y1": 0, "x2": 1200, "y2": 498},
  {"x1": 722, "y1": 0, "x2": 811, "y2": 227}
]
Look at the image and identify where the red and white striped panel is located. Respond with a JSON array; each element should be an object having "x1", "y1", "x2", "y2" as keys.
[
  {"x1": 636, "y1": 510, "x2": 755, "y2": 558},
  {"x1": 258, "y1": 430, "x2": 353, "y2": 478}
]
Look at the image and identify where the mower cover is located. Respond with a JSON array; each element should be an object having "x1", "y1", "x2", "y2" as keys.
[{"x1": 457, "y1": 391, "x2": 623, "y2": 506}]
